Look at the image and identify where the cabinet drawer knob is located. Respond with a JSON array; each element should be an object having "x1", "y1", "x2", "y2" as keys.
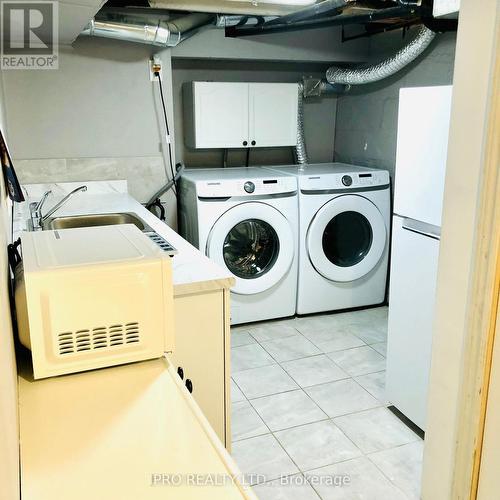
[
  {"x1": 242, "y1": 140, "x2": 248, "y2": 146},
  {"x1": 251, "y1": 140, "x2": 256, "y2": 146},
  {"x1": 185, "y1": 379, "x2": 193, "y2": 393},
  {"x1": 177, "y1": 366, "x2": 184, "y2": 380}
]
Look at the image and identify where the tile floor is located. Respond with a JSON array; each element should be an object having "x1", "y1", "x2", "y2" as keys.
[{"x1": 230, "y1": 306, "x2": 423, "y2": 500}]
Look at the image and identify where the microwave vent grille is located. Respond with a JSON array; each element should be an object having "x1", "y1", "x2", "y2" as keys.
[{"x1": 57, "y1": 322, "x2": 140, "y2": 355}]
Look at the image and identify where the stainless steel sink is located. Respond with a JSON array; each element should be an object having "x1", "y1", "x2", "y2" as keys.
[{"x1": 42, "y1": 212, "x2": 148, "y2": 231}]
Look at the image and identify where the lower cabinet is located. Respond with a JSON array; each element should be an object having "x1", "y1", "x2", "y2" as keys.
[{"x1": 170, "y1": 287, "x2": 231, "y2": 448}]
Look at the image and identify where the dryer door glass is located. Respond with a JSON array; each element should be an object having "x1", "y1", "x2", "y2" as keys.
[
  {"x1": 223, "y1": 219, "x2": 280, "y2": 279},
  {"x1": 307, "y1": 195, "x2": 386, "y2": 283},
  {"x1": 322, "y1": 211, "x2": 373, "y2": 267}
]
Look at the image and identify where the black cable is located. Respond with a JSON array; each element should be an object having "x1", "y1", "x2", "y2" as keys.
[
  {"x1": 245, "y1": 147, "x2": 250, "y2": 168},
  {"x1": 146, "y1": 198, "x2": 166, "y2": 221},
  {"x1": 155, "y1": 71, "x2": 177, "y2": 197}
]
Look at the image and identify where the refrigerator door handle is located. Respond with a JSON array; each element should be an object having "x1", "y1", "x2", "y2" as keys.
[{"x1": 401, "y1": 218, "x2": 441, "y2": 241}]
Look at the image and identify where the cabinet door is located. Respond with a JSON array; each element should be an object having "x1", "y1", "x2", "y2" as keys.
[
  {"x1": 248, "y1": 83, "x2": 298, "y2": 147},
  {"x1": 171, "y1": 290, "x2": 227, "y2": 444},
  {"x1": 193, "y1": 82, "x2": 249, "y2": 148}
]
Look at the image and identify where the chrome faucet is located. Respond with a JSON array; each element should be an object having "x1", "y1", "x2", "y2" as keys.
[
  {"x1": 32, "y1": 190, "x2": 52, "y2": 221},
  {"x1": 31, "y1": 185, "x2": 88, "y2": 229}
]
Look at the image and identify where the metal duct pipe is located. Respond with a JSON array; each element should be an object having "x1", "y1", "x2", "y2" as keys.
[
  {"x1": 326, "y1": 26, "x2": 436, "y2": 85},
  {"x1": 80, "y1": 12, "x2": 215, "y2": 47},
  {"x1": 295, "y1": 82, "x2": 309, "y2": 167},
  {"x1": 294, "y1": 78, "x2": 348, "y2": 167}
]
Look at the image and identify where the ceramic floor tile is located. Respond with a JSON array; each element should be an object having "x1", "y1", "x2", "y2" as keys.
[
  {"x1": 347, "y1": 307, "x2": 388, "y2": 325},
  {"x1": 328, "y1": 346, "x2": 386, "y2": 376},
  {"x1": 232, "y1": 434, "x2": 299, "y2": 485},
  {"x1": 232, "y1": 364, "x2": 299, "y2": 400},
  {"x1": 294, "y1": 313, "x2": 355, "y2": 333},
  {"x1": 231, "y1": 344, "x2": 276, "y2": 373},
  {"x1": 354, "y1": 371, "x2": 387, "y2": 403},
  {"x1": 348, "y1": 321, "x2": 388, "y2": 345},
  {"x1": 251, "y1": 389, "x2": 327, "y2": 431},
  {"x1": 312, "y1": 330, "x2": 367, "y2": 353},
  {"x1": 334, "y1": 407, "x2": 421, "y2": 454},
  {"x1": 281, "y1": 354, "x2": 349, "y2": 388},
  {"x1": 231, "y1": 379, "x2": 246, "y2": 403},
  {"x1": 370, "y1": 342, "x2": 387, "y2": 357},
  {"x1": 249, "y1": 319, "x2": 300, "y2": 342},
  {"x1": 231, "y1": 330, "x2": 257, "y2": 347},
  {"x1": 232, "y1": 401, "x2": 269, "y2": 442},
  {"x1": 261, "y1": 335, "x2": 321, "y2": 363},
  {"x1": 369, "y1": 441, "x2": 424, "y2": 500},
  {"x1": 305, "y1": 379, "x2": 380, "y2": 418},
  {"x1": 305, "y1": 456, "x2": 408, "y2": 500},
  {"x1": 252, "y1": 474, "x2": 321, "y2": 500},
  {"x1": 276, "y1": 420, "x2": 362, "y2": 472}
]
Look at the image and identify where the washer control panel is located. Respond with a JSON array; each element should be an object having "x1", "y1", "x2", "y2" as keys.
[
  {"x1": 301, "y1": 169, "x2": 389, "y2": 191},
  {"x1": 196, "y1": 176, "x2": 297, "y2": 198}
]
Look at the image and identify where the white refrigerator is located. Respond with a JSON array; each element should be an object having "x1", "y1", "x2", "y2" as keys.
[{"x1": 386, "y1": 85, "x2": 453, "y2": 430}]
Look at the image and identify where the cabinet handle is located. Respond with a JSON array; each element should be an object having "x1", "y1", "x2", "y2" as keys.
[
  {"x1": 251, "y1": 140, "x2": 256, "y2": 146},
  {"x1": 177, "y1": 366, "x2": 184, "y2": 380},
  {"x1": 185, "y1": 379, "x2": 193, "y2": 393},
  {"x1": 242, "y1": 140, "x2": 248, "y2": 146}
]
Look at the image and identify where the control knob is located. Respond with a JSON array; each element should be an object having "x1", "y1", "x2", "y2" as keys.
[
  {"x1": 341, "y1": 175, "x2": 353, "y2": 187},
  {"x1": 244, "y1": 181, "x2": 255, "y2": 193}
]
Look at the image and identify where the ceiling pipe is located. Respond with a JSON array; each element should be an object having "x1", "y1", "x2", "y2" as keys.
[
  {"x1": 148, "y1": 0, "x2": 313, "y2": 17},
  {"x1": 265, "y1": 0, "x2": 353, "y2": 26},
  {"x1": 80, "y1": 11, "x2": 216, "y2": 47}
]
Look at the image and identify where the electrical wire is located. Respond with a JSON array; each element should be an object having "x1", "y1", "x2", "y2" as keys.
[{"x1": 154, "y1": 70, "x2": 177, "y2": 197}]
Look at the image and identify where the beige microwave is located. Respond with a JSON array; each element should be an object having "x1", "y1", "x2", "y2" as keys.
[{"x1": 15, "y1": 224, "x2": 174, "y2": 379}]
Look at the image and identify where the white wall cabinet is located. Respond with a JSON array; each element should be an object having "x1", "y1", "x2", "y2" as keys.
[{"x1": 184, "y1": 81, "x2": 298, "y2": 149}]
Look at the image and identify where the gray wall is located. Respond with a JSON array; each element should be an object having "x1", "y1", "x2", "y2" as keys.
[
  {"x1": 1, "y1": 28, "x2": 367, "y2": 228},
  {"x1": 173, "y1": 59, "x2": 337, "y2": 168},
  {"x1": 334, "y1": 30, "x2": 457, "y2": 179},
  {"x1": 2, "y1": 38, "x2": 173, "y2": 159},
  {"x1": 1, "y1": 37, "x2": 179, "y2": 226},
  {"x1": 172, "y1": 26, "x2": 369, "y2": 63}
]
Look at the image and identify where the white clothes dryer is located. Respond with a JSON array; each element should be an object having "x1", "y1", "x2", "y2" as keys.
[{"x1": 264, "y1": 163, "x2": 390, "y2": 315}]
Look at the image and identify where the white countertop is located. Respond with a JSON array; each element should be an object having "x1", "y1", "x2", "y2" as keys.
[{"x1": 15, "y1": 181, "x2": 234, "y2": 296}]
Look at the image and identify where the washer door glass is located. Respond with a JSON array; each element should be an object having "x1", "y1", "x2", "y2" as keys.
[
  {"x1": 223, "y1": 219, "x2": 280, "y2": 279},
  {"x1": 207, "y1": 202, "x2": 294, "y2": 295},
  {"x1": 322, "y1": 211, "x2": 373, "y2": 267},
  {"x1": 307, "y1": 195, "x2": 386, "y2": 283}
]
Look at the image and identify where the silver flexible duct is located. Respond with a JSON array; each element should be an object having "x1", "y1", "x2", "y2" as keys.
[
  {"x1": 326, "y1": 26, "x2": 436, "y2": 85},
  {"x1": 80, "y1": 12, "x2": 215, "y2": 47},
  {"x1": 295, "y1": 82, "x2": 309, "y2": 167}
]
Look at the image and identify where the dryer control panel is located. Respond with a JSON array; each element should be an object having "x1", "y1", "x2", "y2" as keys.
[
  {"x1": 300, "y1": 169, "x2": 389, "y2": 191},
  {"x1": 196, "y1": 176, "x2": 297, "y2": 198}
]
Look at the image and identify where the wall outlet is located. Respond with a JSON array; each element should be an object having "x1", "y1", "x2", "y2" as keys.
[{"x1": 149, "y1": 57, "x2": 163, "y2": 82}]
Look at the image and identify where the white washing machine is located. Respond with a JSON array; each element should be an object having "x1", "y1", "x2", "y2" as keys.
[
  {"x1": 264, "y1": 163, "x2": 390, "y2": 315},
  {"x1": 178, "y1": 167, "x2": 299, "y2": 325}
]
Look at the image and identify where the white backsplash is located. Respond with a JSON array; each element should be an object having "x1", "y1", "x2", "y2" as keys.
[{"x1": 14, "y1": 157, "x2": 167, "y2": 204}]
